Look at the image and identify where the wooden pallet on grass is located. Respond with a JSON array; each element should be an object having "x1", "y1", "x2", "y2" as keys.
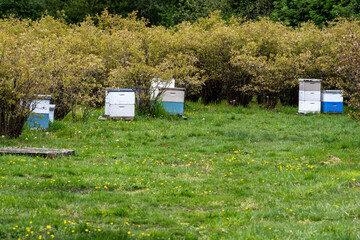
[{"x1": 0, "y1": 147, "x2": 75, "y2": 158}]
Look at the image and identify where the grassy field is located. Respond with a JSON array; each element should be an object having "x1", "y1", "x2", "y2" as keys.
[{"x1": 1, "y1": 101, "x2": 360, "y2": 239}]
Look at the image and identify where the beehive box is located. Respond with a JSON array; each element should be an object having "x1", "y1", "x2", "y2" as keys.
[
  {"x1": 321, "y1": 90, "x2": 343, "y2": 102},
  {"x1": 28, "y1": 95, "x2": 51, "y2": 129},
  {"x1": 160, "y1": 88, "x2": 185, "y2": 115},
  {"x1": 151, "y1": 78, "x2": 175, "y2": 100},
  {"x1": 105, "y1": 89, "x2": 135, "y2": 120},
  {"x1": 299, "y1": 91, "x2": 321, "y2": 101},
  {"x1": 49, "y1": 104, "x2": 55, "y2": 123},
  {"x1": 298, "y1": 101, "x2": 321, "y2": 113},
  {"x1": 321, "y1": 102, "x2": 343, "y2": 113},
  {"x1": 299, "y1": 79, "x2": 322, "y2": 91},
  {"x1": 109, "y1": 104, "x2": 135, "y2": 118},
  {"x1": 321, "y1": 90, "x2": 343, "y2": 113}
]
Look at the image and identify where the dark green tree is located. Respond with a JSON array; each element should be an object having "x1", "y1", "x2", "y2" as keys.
[
  {"x1": 0, "y1": 0, "x2": 276, "y2": 27},
  {"x1": 230, "y1": 0, "x2": 274, "y2": 19},
  {"x1": 131, "y1": 0, "x2": 274, "y2": 27},
  {"x1": 271, "y1": 0, "x2": 360, "y2": 27},
  {"x1": 0, "y1": 0, "x2": 45, "y2": 19},
  {"x1": 52, "y1": 0, "x2": 131, "y2": 24}
]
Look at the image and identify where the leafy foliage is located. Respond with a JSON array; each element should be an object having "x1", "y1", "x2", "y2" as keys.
[
  {"x1": 333, "y1": 20, "x2": 360, "y2": 120},
  {"x1": 0, "y1": 17, "x2": 52, "y2": 137}
]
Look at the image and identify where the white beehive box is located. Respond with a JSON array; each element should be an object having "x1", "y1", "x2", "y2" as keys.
[
  {"x1": 299, "y1": 79, "x2": 322, "y2": 91},
  {"x1": 49, "y1": 104, "x2": 55, "y2": 123},
  {"x1": 160, "y1": 88, "x2": 185, "y2": 102},
  {"x1": 321, "y1": 90, "x2": 343, "y2": 102},
  {"x1": 299, "y1": 91, "x2": 321, "y2": 101},
  {"x1": 107, "y1": 91, "x2": 135, "y2": 105},
  {"x1": 299, "y1": 101, "x2": 321, "y2": 113},
  {"x1": 105, "y1": 89, "x2": 135, "y2": 119},
  {"x1": 151, "y1": 78, "x2": 175, "y2": 100},
  {"x1": 109, "y1": 104, "x2": 135, "y2": 117},
  {"x1": 31, "y1": 95, "x2": 51, "y2": 113}
]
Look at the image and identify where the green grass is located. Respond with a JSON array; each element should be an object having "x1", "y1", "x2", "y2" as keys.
[{"x1": 1, "y1": 101, "x2": 360, "y2": 239}]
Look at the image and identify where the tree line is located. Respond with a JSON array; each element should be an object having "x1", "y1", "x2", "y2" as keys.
[{"x1": 0, "y1": 0, "x2": 359, "y2": 27}]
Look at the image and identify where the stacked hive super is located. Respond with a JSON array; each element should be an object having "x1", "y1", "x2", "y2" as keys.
[
  {"x1": 299, "y1": 79, "x2": 322, "y2": 114},
  {"x1": 105, "y1": 89, "x2": 135, "y2": 120}
]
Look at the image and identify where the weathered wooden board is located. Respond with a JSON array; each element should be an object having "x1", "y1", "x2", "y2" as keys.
[
  {"x1": 0, "y1": 147, "x2": 75, "y2": 158},
  {"x1": 98, "y1": 115, "x2": 134, "y2": 121}
]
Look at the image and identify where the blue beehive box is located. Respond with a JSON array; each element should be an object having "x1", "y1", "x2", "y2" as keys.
[
  {"x1": 28, "y1": 113, "x2": 50, "y2": 129},
  {"x1": 321, "y1": 102, "x2": 343, "y2": 113},
  {"x1": 160, "y1": 88, "x2": 185, "y2": 115},
  {"x1": 27, "y1": 95, "x2": 51, "y2": 129},
  {"x1": 162, "y1": 102, "x2": 184, "y2": 115},
  {"x1": 321, "y1": 90, "x2": 343, "y2": 113}
]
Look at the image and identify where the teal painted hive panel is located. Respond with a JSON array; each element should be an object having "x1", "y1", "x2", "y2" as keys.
[
  {"x1": 162, "y1": 102, "x2": 184, "y2": 115},
  {"x1": 28, "y1": 113, "x2": 50, "y2": 129}
]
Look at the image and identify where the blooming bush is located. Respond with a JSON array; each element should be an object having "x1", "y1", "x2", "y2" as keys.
[{"x1": 1, "y1": 11, "x2": 360, "y2": 138}]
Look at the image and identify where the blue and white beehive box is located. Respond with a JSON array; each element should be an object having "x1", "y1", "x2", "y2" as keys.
[
  {"x1": 159, "y1": 88, "x2": 185, "y2": 115},
  {"x1": 28, "y1": 95, "x2": 51, "y2": 129},
  {"x1": 105, "y1": 89, "x2": 136, "y2": 120},
  {"x1": 321, "y1": 90, "x2": 343, "y2": 113}
]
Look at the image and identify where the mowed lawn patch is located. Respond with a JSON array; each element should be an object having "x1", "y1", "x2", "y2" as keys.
[{"x1": 0, "y1": 101, "x2": 360, "y2": 239}]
